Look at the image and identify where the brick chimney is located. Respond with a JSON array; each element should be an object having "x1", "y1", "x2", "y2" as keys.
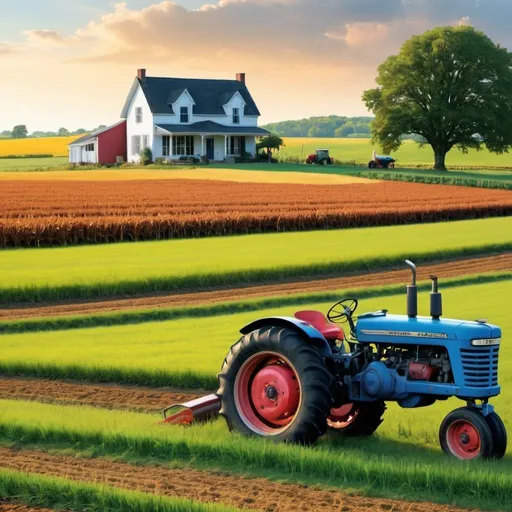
[
  {"x1": 137, "y1": 69, "x2": 146, "y2": 81},
  {"x1": 236, "y1": 73, "x2": 246, "y2": 85}
]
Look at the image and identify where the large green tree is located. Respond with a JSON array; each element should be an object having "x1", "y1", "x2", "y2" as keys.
[
  {"x1": 12, "y1": 125, "x2": 28, "y2": 139},
  {"x1": 363, "y1": 26, "x2": 512, "y2": 170}
]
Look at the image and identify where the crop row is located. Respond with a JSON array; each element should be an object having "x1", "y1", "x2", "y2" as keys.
[
  {"x1": 1, "y1": 180, "x2": 511, "y2": 246},
  {"x1": 1, "y1": 281, "x2": 509, "y2": 389},
  {"x1": 1, "y1": 399, "x2": 511, "y2": 511}
]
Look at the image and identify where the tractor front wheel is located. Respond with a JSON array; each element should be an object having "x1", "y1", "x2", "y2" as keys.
[
  {"x1": 217, "y1": 327, "x2": 332, "y2": 445},
  {"x1": 485, "y1": 412, "x2": 507, "y2": 459},
  {"x1": 440, "y1": 407, "x2": 493, "y2": 460},
  {"x1": 328, "y1": 401, "x2": 386, "y2": 436}
]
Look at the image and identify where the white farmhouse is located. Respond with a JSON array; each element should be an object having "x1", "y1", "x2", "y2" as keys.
[{"x1": 121, "y1": 69, "x2": 269, "y2": 162}]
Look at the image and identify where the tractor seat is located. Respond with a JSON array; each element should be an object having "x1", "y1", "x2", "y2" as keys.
[{"x1": 294, "y1": 310, "x2": 344, "y2": 341}]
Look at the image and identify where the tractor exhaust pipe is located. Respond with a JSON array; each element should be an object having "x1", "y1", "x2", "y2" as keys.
[
  {"x1": 430, "y1": 275, "x2": 442, "y2": 319},
  {"x1": 405, "y1": 260, "x2": 417, "y2": 318}
]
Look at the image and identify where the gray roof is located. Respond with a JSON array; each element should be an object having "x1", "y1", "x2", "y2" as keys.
[
  {"x1": 121, "y1": 76, "x2": 261, "y2": 118},
  {"x1": 156, "y1": 121, "x2": 269, "y2": 135}
]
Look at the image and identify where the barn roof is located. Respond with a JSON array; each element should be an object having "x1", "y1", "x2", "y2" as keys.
[
  {"x1": 68, "y1": 121, "x2": 126, "y2": 146},
  {"x1": 121, "y1": 76, "x2": 261, "y2": 118}
]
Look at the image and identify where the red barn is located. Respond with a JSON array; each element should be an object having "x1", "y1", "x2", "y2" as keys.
[{"x1": 68, "y1": 121, "x2": 127, "y2": 165}]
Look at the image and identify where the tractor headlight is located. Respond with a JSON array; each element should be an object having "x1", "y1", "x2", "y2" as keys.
[{"x1": 471, "y1": 338, "x2": 501, "y2": 346}]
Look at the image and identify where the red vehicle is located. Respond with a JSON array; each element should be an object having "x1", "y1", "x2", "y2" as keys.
[{"x1": 306, "y1": 149, "x2": 334, "y2": 165}]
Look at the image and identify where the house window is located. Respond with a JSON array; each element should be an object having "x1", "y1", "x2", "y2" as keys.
[
  {"x1": 143, "y1": 135, "x2": 149, "y2": 149},
  {"x1": 233, "y1": 108, "x2": 240, "y2": 124},
  {"x1": 85, "y1": 143, "x2": 95, "y2": 152},
  {"x1": 132, "y1": 135, "x2": 141, "y2": 155},
  {"x1": 135, "y1": 107, "x2": 143, "y2": 124},
  {"x1": 180, "y1": 106, "x2": 189, "y2": 123},
  {"x1": 162, "y1": 136, "x2": 170, "y2": 156},
  {"x1": 228, "y1": 136, "x2": 242, "y2": 156},
  {"x1": 173, "y1": 135, "x2": 194, "y2": 156}
]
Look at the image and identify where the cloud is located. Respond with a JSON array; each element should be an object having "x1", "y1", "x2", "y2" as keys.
[
  {"x1": 23, "y1": 30, "x2": 66, "y2": 44},
  {"x1": 0, "y1": 43, "x2": 14, "y2": 56}
]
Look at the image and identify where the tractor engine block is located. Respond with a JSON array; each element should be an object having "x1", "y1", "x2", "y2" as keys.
[{"x1": 382, "y1": 345, "x2": 452, "y2": 384}]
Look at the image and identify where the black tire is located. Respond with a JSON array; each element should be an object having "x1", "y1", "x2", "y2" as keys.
[
  {"x1": 368, "y1": 161, "x2": 376, "y2": 169},
  {"x1": 217, "y1": 327, "x2": 332, "y2": 445},
  {"x1": 485, "y1": 412, "x2": 507, "y2": 459},
  {"x1": 439, "y1": 407, "x2": 493, "y2": 460},
  {"x1": 328, "y1": 401, "x2": 386, "y2": 436}
]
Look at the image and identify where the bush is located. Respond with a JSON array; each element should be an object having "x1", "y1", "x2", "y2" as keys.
[
  {"x1": 140, "y1": 147, "x2": 153, "y2": 166},
  {"x1": 200, "y1": 155, "x2": 209, "y2": 164},
  {"x1": 0, "y1": 154, "x2": 53, "y2": 159}
]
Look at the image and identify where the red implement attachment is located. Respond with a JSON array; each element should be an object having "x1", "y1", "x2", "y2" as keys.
[{"x1": 158, "y1": 394, "x2": 221, "y2": 425}]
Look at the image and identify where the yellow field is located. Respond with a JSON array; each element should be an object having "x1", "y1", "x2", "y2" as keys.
[
  {"x1": 0, "y1": 168, "x2": 376, "y2": 185},
  {"x1": 0, "y1": 136, "x2": 82, "y2": 157}
]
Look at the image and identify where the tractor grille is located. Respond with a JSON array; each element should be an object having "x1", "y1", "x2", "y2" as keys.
[{"x1": 460, "y1": 347, "x2": 499, "y2": 388}]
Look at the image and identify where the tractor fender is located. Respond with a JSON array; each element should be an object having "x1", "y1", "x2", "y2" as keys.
[{"x1": 240, "y1": 316, "x2": 333, "y2": 357}]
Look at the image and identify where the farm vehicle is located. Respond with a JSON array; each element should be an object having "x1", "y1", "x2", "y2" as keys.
[
  {"x1": 162, "y1": 261, "x2": 506, "y2": 460},
  {"x1": 306, "y1": 149, "x2": 334, "y2": 165},
  {"x1": 369, "y1": 150, "x2": 395, "y2": 169}
]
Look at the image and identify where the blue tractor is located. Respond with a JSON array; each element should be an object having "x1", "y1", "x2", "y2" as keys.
[{"x1": 214, "y1": 260, "x2": 506, "y2": 460}]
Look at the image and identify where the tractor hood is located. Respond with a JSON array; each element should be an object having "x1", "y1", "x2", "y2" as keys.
[{"x1": 356, "y1": 312, "x2": 501, "y2": 343}]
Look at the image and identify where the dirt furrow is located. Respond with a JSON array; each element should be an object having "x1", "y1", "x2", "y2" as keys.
[
  {"x1": 0, "y1": 503, "x2": 56, "y2": 512},
  {"x1": 0, "y1": 378, "x2": 202, "y2": 413},
  {"x1": 0, "y1": 448, "x2": 480, "y2": 512},
  {"x1": 0, "y1": 254, "x2": 510, "y2": 321}
]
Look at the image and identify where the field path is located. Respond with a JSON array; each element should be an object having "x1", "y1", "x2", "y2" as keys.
[
  {"x1": 0, "y1": 378, "x2": 202, "y2": 412},
  {"x1": 0, "y1": 503, "x2": 56, "y2": 512},
  {"x1": 0, "y1": 447, "x2": 481, "y2": 512},
  {"x1": 1, "y1": 253, "x2": 510, "y2": 321}
]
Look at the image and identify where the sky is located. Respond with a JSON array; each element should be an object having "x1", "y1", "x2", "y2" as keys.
[{"x1": 1, "y1": 0, "x2": 512, "y2": 131}]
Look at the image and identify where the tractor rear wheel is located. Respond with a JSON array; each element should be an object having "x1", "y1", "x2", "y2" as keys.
[
  {"x1": 328, "y1": 401, "x2": 386, "y2": 436},
  {"x1": 485, "y1": 412, "x2": 507, "y2": 459},
  {"x1": 217, "y1": 327, "x2": 332, "y2": 445},
  {"x1": 440, "y1": 407, "x2": 493, "y2": 460}
]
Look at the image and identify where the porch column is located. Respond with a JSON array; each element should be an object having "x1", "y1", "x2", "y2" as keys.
[
  {"x1": 201, "y1": 135, "x2": 205, "y2": 156},
  {"x1": 170, "y1": 135, "x2": 173, "y2": 158},
  {"x1": 224, "y1": 135, "x2": 228, "y2": 159}
]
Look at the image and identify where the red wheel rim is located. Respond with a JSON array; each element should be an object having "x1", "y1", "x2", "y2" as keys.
[
  {"x1": 446, "y1": 420, "x2": 481, "y2": 460},
  {"x1": 327, "y1": 403, "x2": 359, "y2": 429},
  {"x1": 234, "y1": 352, "x2": 301, "y2": 435}
]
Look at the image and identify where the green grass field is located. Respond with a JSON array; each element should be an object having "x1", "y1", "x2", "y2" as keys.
[
  {"x1": 0, "y1": 157, "x2": 67, "y2": 170},
  {"x1": 1, "y1": 281, "x2": 510, "y2": 390},
  {"x1": 0, "y1": 217, "x2": 510, "y2": 303},
  {"x1": 279, "y1": 138, "x2": 512, "y2": 168},
  {"x1": 0, "y1": 469, "x2": 236, "y2": 512}
]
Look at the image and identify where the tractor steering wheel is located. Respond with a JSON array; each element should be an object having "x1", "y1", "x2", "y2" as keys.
[
  {"x1": 327, "y1": 299, "x2": 358, "y2": 333},
  {"x1": 327, "y1": 299, "x2": 358, "y2": 323}
]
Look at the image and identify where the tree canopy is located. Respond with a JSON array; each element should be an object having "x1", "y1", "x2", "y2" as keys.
[
  {"x1": 262, "y1": 116, "x2": 373, "y2": 138},
  {"x1": 363, "y1": 26, "x2": 512, "y2": 170},
  {"x1": 12, "y1": 125, "x2": 28, "y2": 139}
]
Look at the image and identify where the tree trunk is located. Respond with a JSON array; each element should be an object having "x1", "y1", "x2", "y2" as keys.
[{"x1": 433, "y1": 147, "x2": 447, "y2": 171}]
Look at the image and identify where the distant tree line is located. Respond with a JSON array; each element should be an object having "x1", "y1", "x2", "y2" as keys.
[
  {"x1": 261, "y1": 116, "x2": 374, "y2": 138},
  {"x1": 0, "y1": 125, "x2": 107, "y2": 139}
]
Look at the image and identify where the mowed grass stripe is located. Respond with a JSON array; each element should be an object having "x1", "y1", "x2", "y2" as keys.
[
  {"x1": 0, "y1": 400, "x2": 511, "y2": 511},
  {"x1": 1, "y1": 217, "x2": 511, "y2": 303},
  {"x1": 0, "y1": 272, "x2": 509, "y2": 335},
  {"x1": 1, "y1": 281, "x2": 510, "y2": 390},
  {"x1": 0, "y1": 468, "x2": 238, "y2": 512}
]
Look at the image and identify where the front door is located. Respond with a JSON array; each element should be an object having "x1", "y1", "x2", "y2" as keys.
[{"x1": 206, "y1": 138, "x2": 215, "y2": 160}]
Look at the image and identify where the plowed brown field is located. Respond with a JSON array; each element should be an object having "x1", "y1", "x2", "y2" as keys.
[
  {"x1": 0, "y1": 448, "x2": 479, "y2": 512},
  {"x1": 1, "y1": 179, "x2": 511, "y2": 247},
  {"x1": 0, "y1": 503, "x2": 56, "y2": 512},
  {"x1": 0, "y1": 378, "x2": 201, "y2": 412},
  {"x1": 1, "y1": 253, "x2": 509, "y2": 320}
]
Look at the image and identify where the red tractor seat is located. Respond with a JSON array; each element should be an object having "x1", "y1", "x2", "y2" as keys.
[{"x1": 294, "y1": 310, "x2": 344, "y2": 342}]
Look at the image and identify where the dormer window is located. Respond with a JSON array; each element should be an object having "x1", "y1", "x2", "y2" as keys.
[
  {"x1": 180, "y1": 106, "x2": 189, "y2": 123},
  {"x1": 135, "y1": 107, "x2": 143, "y2": 124},
  {"x1": 233, "y1": 107, "x2": 240, "y2": 124}
]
